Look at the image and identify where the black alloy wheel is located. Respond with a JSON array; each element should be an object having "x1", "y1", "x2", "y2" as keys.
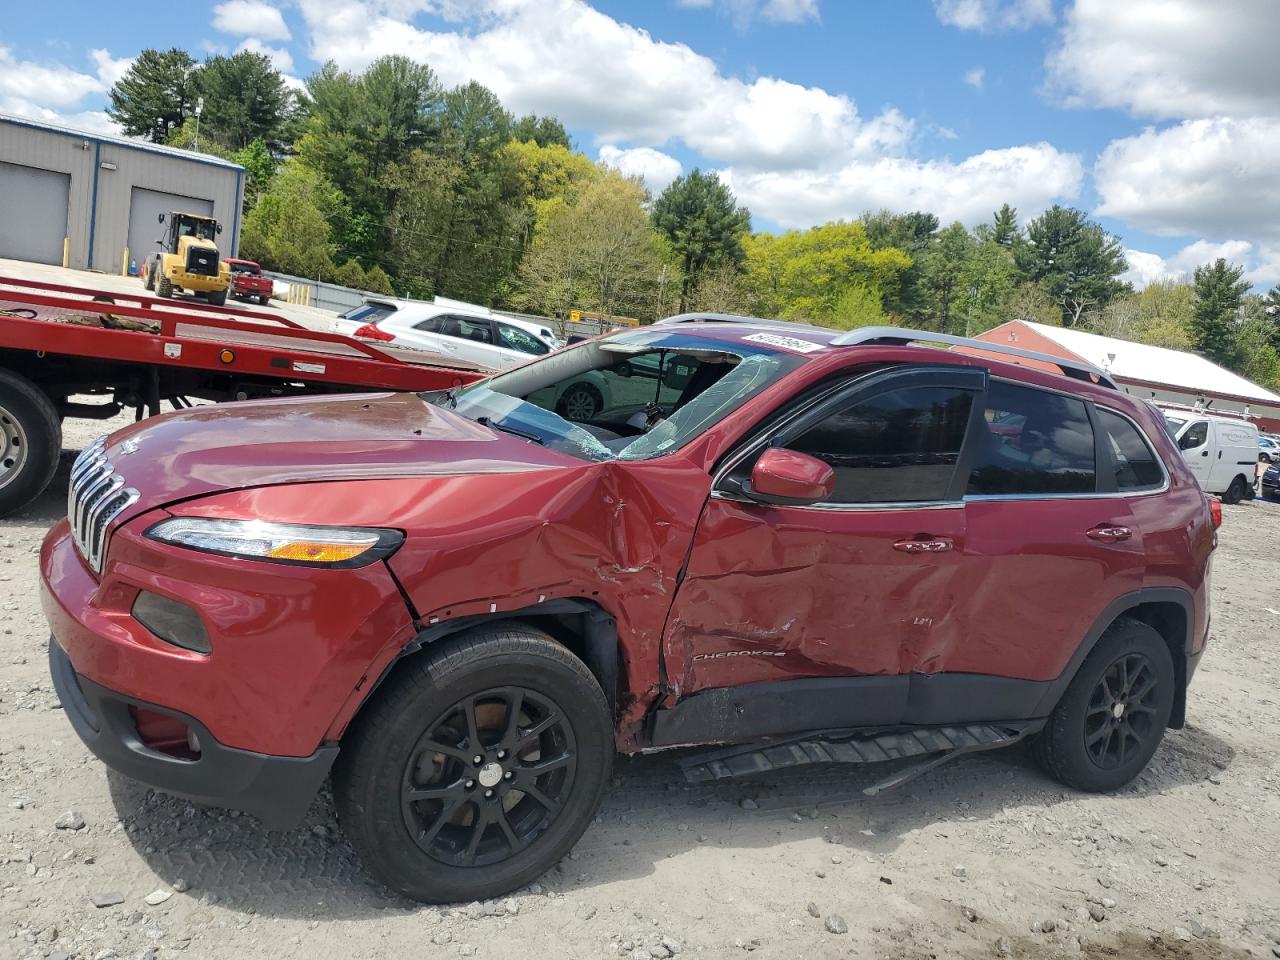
[
  {"x1": 1083, "y1": 653, "x2": 1160, "y2": 770},
  {"x1": 401, "y1": 686, "x2": 576, "y2": 868},
  {"x1": 333, "y1": 625, "x2": 612, "y2": 903},
  {"x1": 1035, "y1": 617, "x2": 1174, "y2": 792}
]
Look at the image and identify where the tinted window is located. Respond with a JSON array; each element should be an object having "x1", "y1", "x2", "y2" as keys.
[
  {"x1": 496, "y1": 322, "x2": 550, "y2": 356},
  {"x1": 1098, "y1": 409, "x2": 1164, "y2": 490},
  {"x1": 413, "y1": 316, "x2": 444, "y2": 333},
  {"x1": 441, "y1": 316, "x2": 493, "y2": 344},
  {"x1": 341, "y1": 303, "x2": 396, "y2": 325},
  {"x1": 967, "y1": 381, "x2": 1095, "y2": 495},
  {"x1": 785, "y1": 385, "x2": 975, "y2": 504},
  {"x1": 1179, "y1": 421, "x2": 1208, "y2": 450}
]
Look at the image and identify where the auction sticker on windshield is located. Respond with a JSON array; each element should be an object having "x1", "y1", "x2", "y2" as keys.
[{"x1": 741, "y1": 332, "x2": 825, "y2": 353}]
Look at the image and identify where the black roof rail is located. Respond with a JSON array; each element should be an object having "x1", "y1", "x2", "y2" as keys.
[{"x1": 831, "y1": 326, "x2": 1117, "y2": 388}]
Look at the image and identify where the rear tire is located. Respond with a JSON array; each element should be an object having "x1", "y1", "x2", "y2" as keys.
[
  {"x1": 1222, "y1": 475, "x2": 1248, "y2": 504},
  {"x1": 207, "y1": 289, "x2": 227, "y2": 306},
  {"x1": 143, "y1": 264, "x2": 155, "y2": 291},
  {"x1": 156, "y1": 275, "x2": 173, "y2": 298},
  {"x1": 0, "y1": 369, "x2": 61, "y2": 518},
  {"x1": 1035, "y1": 618, "x2": 1174, "y2": 792},
  {"x1": 259, "y1": 294, "x2": 270, "y2": 306},
  {"x1": 333, "y1": 624, "x2": 612, "y2": 903}
]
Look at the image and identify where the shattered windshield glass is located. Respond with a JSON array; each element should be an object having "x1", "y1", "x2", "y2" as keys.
[{"x1": 423, "y1": 328, "x2": 810, "y2": 462}]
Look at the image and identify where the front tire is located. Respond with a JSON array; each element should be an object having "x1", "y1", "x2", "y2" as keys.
[
  {"x1": 557, "y1": 383, "x2": 602, "y2": 422},
  {"x1": 0, "y1": 370, "x2": 61, "y2": 517},
  {"x1": 1035, "y1": 618, "x2": 1174, "y2": 792},
  {"x1": 334, "y1": 624, "x2": 612, "y2": 903},
  {"x1": 156, "y1": 275, "x2": 173, "y2": 298},
  {"x1": 143, "y1": 264, "x2": 156, "y2": 291},
  {"x1": 1222, "y1": 475, "x2": 1248, "y2": 504}
]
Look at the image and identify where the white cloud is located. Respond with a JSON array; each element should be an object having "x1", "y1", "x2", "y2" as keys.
[
  {"x1": 933, "y1": 0, "x2": 1052, "y2": 32},
  {"x1": 237, "y1": 36, "x2": 296, "y2": 73},
  {"x1": 963, "y1": 66, "x2": 985, "y2": 90},
  {"x1": 1095, "y1": 117, "x2": 1280, "y2": 241},
  {"x1": 212, "y1": 0, "x2": 292, "y2": 42},
  {"x1": 1121, "y1": 240, "x2": 1279, "y2": 290},
  {"x1": 1046, "y1": 0, "x2": 1278, "y2": 120},
  {"x1": 90, "y1": 49, "x2": 133, "y2": 87},
  {"x1": 598, "y1": 145, "x2": 683, "y2": 194},
  {"x1": 294, "y1": 0, "x2": 1082, "y2": 230},
  {"x1": 721, "y1": 142, "x2": 1082, "y2": 230},
  {"x1": 675, "y1": 0, "x2": 819, "y2": 28},
  {"x1": 0, "y1": 45, "x2": 104, "y2": 109}
]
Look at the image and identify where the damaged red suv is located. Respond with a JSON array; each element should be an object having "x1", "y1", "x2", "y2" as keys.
[{"x1": 42, "y1": 316, "x2": 1215, "y2": 902}]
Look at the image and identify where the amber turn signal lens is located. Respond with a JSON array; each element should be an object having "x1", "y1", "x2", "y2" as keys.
[
  {"x1": 265, "y1": 541, "x2": 371, "y2": 562},
  {"x1": 219, "y1": 349, "x2": 235, "y2": 363}
]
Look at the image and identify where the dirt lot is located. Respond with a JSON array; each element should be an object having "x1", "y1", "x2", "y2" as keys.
[{"x1": 2, "y1": 413, "x2": 1279, "y2": 960}]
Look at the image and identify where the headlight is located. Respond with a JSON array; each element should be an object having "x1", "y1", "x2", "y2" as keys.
[{"x1": 145, "y1": 518, "x2": 403, "y2": 567}]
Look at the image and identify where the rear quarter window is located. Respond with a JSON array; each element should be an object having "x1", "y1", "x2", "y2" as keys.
[{"x1": 1098, "y1": 408, "x2": 1164, "y2": 491}]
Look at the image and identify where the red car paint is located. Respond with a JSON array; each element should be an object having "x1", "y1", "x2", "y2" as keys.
[
  {"x1": 41, "y1": 324, "x2": 1214, "y2": 767},
  {"x1": 226, "y1": 259, "x2": 273, "y2": 301}
]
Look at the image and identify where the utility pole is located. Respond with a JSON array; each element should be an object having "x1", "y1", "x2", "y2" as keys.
[{"x1": 194, "y1": 96, "x2": 205, "y2": 151}]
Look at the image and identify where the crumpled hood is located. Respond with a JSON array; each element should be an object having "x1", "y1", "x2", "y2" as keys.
[{"x1": 100, "y1": 392, "x2": 578, "y2": 518}]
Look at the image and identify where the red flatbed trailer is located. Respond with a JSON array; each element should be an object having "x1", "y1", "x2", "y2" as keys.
[{"x1": 0, "y1": 274, "x2": 486, "y2": 515}]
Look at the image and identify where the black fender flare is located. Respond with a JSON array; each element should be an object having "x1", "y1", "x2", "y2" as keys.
[{"x1": 1031, "y1": 586, "x2": 1197, "y2": 724}]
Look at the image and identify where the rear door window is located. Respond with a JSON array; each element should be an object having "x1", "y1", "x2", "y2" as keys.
[
  {"x1": 440, "y1": 315, "x2": 494, "y2": 344},
  {"x1": 785, "y1": 384, "x2": 976, "y2": 504},
  {"x1": 967, "y1": 381, "x2": 1096, "y2": 495},
  {"x1": 1098, "y1": 409, "x2": 1164, "y2": 491}
]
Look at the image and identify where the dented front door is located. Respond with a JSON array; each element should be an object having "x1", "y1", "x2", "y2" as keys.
[
  {"x1": 663, "y1": 498, "x2": 968, "y2": 699},
  {"x1": 661, "y1": 364, "x2": 986, "y2": 705}
]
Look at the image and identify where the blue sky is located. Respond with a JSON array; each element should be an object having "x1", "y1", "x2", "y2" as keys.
[{"x1": 2, "y1": 0, "x2": 1277, "y2": 288}]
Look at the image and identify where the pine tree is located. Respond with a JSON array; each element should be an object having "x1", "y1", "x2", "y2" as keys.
[
  {"x1": 652, "y1": 170, "x2": 751, "y2": 311},
  {"x1": 991, "y1": 204, "x2": 1018, "y2": 245},
  {"x1": 1191, "y1": 259, "x2": 1250, "y2": 365},
  {"x1": 106, "y1": 48, "x2": 197, "y2": 142}
]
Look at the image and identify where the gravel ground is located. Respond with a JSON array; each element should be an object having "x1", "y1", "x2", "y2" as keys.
[{"x1": 3, "y1": 413, "x2": 1279, "y2": 960}]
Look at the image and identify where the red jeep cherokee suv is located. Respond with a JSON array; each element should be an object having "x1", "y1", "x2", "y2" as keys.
[{"x1": 41, "y1": 316, "x2": 1214, "y2": 903}]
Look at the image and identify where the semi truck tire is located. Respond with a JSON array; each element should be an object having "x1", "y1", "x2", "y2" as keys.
[{"x1": 0, "y1": 369, "x2": 62, "y2": 518}]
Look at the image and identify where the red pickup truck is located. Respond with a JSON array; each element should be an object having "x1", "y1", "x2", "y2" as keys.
[{"x1": 227, "y1": 259, "x2": 273, "y2": 306}]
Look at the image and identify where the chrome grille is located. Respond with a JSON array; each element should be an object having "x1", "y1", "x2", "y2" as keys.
[{"x1": 68, "y1": 437, "x2": 139, "y2": 573}]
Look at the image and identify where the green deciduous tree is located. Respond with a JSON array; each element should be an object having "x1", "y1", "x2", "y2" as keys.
[
  {"x1": 240, "y1": 162, "x2": 347, "y2": 279},
  {"x1": 1191, "y1": 258, "x2": 1250, "y2": 365},
  {"x1": 332, "y1": 259, "x2": 367, "y2": 289},
  {"x1": 107, "y1": 48, "x2": 197, "y2": 142},
  {"x1": 741, "y1": 221, "x2": 912, "y2": 323},
  {"x1": 652, "y1": 170, "x2": 751, "y2": 310},
  {"x1": 516, "y1": 172, "x2": 667, "y2": 321},
  {"x1": 1015, "y1": 205, "x2": 1128, "y2": 327}
]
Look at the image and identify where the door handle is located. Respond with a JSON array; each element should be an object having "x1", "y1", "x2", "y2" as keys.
[
  {"x1": 1086, "y1": 525, "x2": 1132, "y2": 543},
  {"x1": 1201, "y1": 450, "x2": 1209, "y2": 457},
  {"x1": 893, "y1": 537, "x2": 953, "y2": 553}
]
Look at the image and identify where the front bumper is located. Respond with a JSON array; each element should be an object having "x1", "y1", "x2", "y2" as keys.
[{"x1": 49, "y1": 639, "x2": 335, "y2": 828}]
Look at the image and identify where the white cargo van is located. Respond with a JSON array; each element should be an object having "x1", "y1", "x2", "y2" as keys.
[{"x1": 1161, "y1": 410, "x2": 1259, "y2": 503}]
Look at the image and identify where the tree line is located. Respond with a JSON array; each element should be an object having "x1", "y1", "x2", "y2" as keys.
[{"x1": 108, "y1": 49, "x2": 1280, "y2": 389}]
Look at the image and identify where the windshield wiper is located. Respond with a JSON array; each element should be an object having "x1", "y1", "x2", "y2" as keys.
[{"x1": 476, "y1": 416, "x2": 545, "y2": 445}]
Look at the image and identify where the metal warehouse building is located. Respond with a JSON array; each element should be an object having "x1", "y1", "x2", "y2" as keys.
[{"x1": 0, "y1": 113, "x2": 243, "y2": 275}]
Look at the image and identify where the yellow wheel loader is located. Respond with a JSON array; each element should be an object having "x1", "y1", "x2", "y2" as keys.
[{"x1": 142, "y1": 212, "x2": 232, "y2": 306}]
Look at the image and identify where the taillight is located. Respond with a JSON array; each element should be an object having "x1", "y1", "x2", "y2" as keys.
[
  {"x1": 1207, "y1": 495, "x2": 1222, "y2": 530},
  {"x1": 354, "y1": 323, "x2": 394, "y2": 341}
]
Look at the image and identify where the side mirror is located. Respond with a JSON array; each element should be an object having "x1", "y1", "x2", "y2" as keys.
[
  {"x1": 155, "y1": 239, "x2": 164, "y2": 246},
  {"x1": 566, "y1": 334, "x2": 587, "y2": 345},
  {"x1": 157, "y1": 213, "x2": 166, "y2": 224},
  {"x1": 745, "y1": 447, "x2": 835, "y2": 505},
  {"x1": 216, "y1": 223, "x2": 223, "y2": 235}
]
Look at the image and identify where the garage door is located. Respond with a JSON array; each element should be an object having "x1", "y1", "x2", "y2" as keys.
[
  {"x1": 0, "y1": 162, "x2": 70, "y2": 265},
  {"x1": 127, "y1": 187, "x2": 214, "y2": 263}
]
